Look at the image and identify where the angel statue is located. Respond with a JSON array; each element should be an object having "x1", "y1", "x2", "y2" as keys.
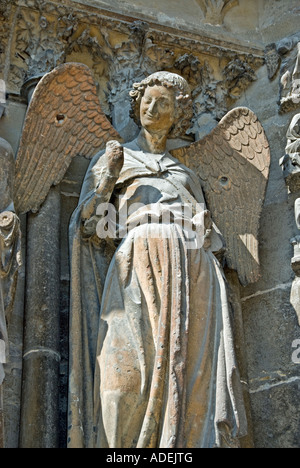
[
  {"x1": 66, "y1": 70, "x2": 270, "y2": 449},
  {"x1": 11, "y1": 64, "x2": 269, "y2": 449},
  {"x1": 0, "y1": 138, "x2": 21, "y2": 387}
]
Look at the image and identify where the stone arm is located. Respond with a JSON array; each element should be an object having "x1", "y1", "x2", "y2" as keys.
[{"x1": 81, "y1": 141, "x2": 124, "y2": 237}]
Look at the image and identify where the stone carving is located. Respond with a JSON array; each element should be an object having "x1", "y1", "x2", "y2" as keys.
[
  {"x1": 279, "y1": 114, "x2": 300, "y2": 192},
  {"x1": 265, "y1": 34, "x2": 300, "y2": 113},
  {"x1": 0, "y1": 138, "x2": 21, "y2": 386},
  {"x1": 14, "y1": 7, "x2": 66, "y2": 86},
  {"x1": 283, "y1": 116, "x2": 300, "y2": 326},
  {"x1": 195, "y1": 0, "x2": 239, "y2": 25},
  {"x1": 0, "y1": 0, "x2": 11, "y2": 83},
  {"x1": 1, "y1": 1, "x2": 264, "y2": 448},
  {"x1": 264, "y1": 43, "x2": 281, "y2": 81},
  {"x1": 223, "y1": 57, "x2": 257, "y2": 101},
  {"x1": 280, "y1": 115, "x2": 300, "y2": 325},
  {"x1": 3, "y1": 0, "x2": 264, "y2": 128},
  {"x1": 290, "y1": 199, "x2": 300, "y2": 326},
  {"x1": 0, "y1": 1, "x2": 10, "y2": 19},
  {"x1": 280, "y1": 42, "x2": 300, "y2": 113},
  {"x1": 173, "y1": 107, "x2": 270, "y2": 286},
  {"x1": 67, "y1": 70, "x2": 270, "y2": 448}
]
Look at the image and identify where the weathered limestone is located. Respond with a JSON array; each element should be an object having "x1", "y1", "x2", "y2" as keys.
[
  {"x1": 19, "y1": 187, "x2": 61, "y2": 448},
  {"x1": 280, "y1": 114, "x2": 300, "y2": 192},
  {"x1": 67, "y1": 71, "x2": 270, "y2": 448},
  {"x1": 0, "y1": 0, "x2": 300, "y2": 450}
]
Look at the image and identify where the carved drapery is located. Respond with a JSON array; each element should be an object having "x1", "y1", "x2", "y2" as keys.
[
  {"x1": 290, "y1": 200, "x2": 300, "y2": 326},
  {"x1": 280, "y1": 114, "x2": 300, "y2": 325},
  {"x1": 279, "y1": 114, "x2": 300, "y2": 192}
]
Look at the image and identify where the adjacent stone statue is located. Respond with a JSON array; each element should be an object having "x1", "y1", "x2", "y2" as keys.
[
  {"x1": 67, "y1": 71, "x2": 270, "y2": 448},
  {"x1": 282, "y1": 115, "x2": 300, "y2": 325},
  {"x1": 280, "y1": 41, "x2": 300, "y2": 113},
  {"x1": 0, "y1": 138, "x2": 21, "y2": 385},
  {"x1": 279, "y1": 113, "x2": 300, "y2": 192}
]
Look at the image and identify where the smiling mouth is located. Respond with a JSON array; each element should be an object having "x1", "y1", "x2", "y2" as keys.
[{"x1": 144, "y1": 113, "x2": 157, "y2": 120}]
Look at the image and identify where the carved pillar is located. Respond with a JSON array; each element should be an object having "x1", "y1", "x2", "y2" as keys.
[
  {"x1": 19, "y1": 79, "x2": 61, "y2": 448},
  {"x1": 19, "y1": 187, "x2": 61, "y2": 448}
]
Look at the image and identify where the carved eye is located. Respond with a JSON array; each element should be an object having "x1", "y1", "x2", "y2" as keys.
[{"x1": 55, "y1": 114, "x2": 66, "y2": 126}]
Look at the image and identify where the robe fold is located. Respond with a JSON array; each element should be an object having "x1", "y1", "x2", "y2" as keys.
[{"x1": 68, "y1": 140, "x2": 247, "y2": 448}]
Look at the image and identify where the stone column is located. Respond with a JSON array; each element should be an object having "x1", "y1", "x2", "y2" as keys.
[
  {"x1": 226, "y1": 268, "x2": 254, "y2": 449},
  {"x1": 19, "y1": 77, "x2": 61, "y2": 448},
  {"x1": 19, "y1": 187, "x2": 61, "y2": 448}
]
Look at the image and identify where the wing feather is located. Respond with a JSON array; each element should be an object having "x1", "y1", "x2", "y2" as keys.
[
  {"x1": 171, "y1": 107, "x2": 270, "y2": 286},
  {"x1": 14, "y1": 63, "x2": 122, "y2": 214}
]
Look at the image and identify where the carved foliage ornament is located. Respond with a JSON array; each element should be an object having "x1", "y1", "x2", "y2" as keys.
[
  {"x1": 3, "y1": 2, "x2": 263, "y2": 143},
  {"x1": 195, "y1": 0, "x2": 239, "y2": 25}
]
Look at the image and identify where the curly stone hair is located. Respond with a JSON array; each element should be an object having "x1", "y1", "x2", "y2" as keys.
[{"x1": 129, "y1": 71, "x2": 193, "y2": 138}]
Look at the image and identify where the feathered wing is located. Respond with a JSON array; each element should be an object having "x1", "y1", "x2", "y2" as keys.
[
  {"x1": 171, "y1": 107, "x2": 270, "y2": 286},
  {"x1": 14, "y1": 62, "x2": 122, "y2": 214}
]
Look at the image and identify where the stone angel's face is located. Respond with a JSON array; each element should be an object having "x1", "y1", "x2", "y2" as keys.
[{"x1": 140, "y1": 85, "x2": 177, "y2": 136}]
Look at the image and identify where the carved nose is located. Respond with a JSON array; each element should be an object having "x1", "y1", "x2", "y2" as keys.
[{"x1": 148, "y1": 101, "x2": 157, "y2": 115}]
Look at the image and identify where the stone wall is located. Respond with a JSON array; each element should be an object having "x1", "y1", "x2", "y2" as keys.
[{"x1": 0, "y1": 0, "x2": 300, "y2": 448}]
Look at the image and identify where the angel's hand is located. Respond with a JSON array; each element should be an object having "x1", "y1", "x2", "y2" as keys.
[
  {"x1": 82, "y1": 141, "x2": 123, "y2": 223},
  {"x1": 105, "y1": 140, "x2": 124, "y2": 178}
]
